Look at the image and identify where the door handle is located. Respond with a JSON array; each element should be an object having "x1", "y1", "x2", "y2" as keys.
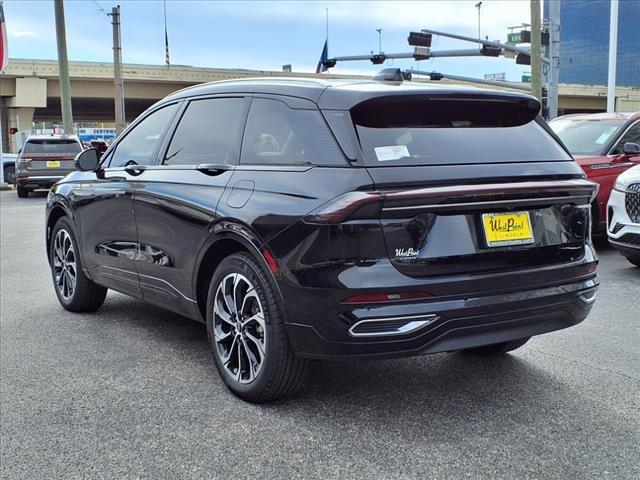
[
  {"x1": 195, "y1": 164, "x2": 234, "y2": 176},
  {"x1": 124, "y1": 165, "x2": 148, "y2": 176}
]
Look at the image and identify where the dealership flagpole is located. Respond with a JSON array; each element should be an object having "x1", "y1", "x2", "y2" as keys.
[{"x1": 164, "y1": 0, "x2": 170, "y2": 67}]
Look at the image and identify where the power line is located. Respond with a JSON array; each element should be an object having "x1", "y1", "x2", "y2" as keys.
[{"x1": 92, "y1": 0, "x2": 108, "y2": 15}]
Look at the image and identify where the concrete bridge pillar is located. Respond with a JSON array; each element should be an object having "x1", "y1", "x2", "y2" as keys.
[{"x1": 7, "y1": 107, "x2": 35, "y2": 153}]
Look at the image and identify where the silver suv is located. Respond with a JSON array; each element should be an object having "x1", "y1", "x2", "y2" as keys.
[{"x1": 16, "y1": 135, "x2": 83, "y2": 198}]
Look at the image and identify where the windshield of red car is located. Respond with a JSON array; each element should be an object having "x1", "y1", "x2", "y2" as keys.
[{"x1": 549, "y1": 118, "x2": 625, "y2": 156}]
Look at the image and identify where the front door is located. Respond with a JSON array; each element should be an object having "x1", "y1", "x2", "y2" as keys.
[
  {"x1": 75, "y1": 102, "x2": 180, "y2": 296},
  {"x1": 133, "y1": 96, "x2": 250, "y2": 318}
]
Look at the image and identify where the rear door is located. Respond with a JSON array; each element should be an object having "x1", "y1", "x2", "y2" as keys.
[
  {"x1": 20, "y1": 139, "x2": 82, "y2": 177},
  {"x1": 132, "y1": 96, "x2": 250, "y2": 317},
  {"x1": 75, "y1": 103, "x2": 180, "y2": 296}
]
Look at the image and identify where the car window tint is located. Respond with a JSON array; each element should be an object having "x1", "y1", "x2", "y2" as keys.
[
  {"x1": 23, "y1": 139, "x2": 82, "y2": 154},
  {"x1": 164, "y1": 98, "x2": 246, "y2": 166},
  {"x1": 241, "y1": 98, "x2": 345, "y2": 166},
  {"x1": 109, "y1": 103, "x2": 179, "y2": 167},
  {"x1": 613, "y1": 122, "x2": 640, "y2": 154}
]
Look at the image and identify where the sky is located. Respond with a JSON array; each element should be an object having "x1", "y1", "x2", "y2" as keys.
[{"x1": 3, "y1": 0, "x2": 535, "y2": 81}]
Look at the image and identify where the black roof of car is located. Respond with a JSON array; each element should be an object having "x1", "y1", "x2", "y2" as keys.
[{"x1": 162, "y1": 77, "x2": 539, "y2": 110}]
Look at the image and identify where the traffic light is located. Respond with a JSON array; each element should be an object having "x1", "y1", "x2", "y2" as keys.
[
  {"x1": 322, "y1": 58, "x2": 337, "y2": 69},
  {"x1": 413, "y1": 46, "x2": 430, "y2": 61},
  {"x1": 370, "y1": 54, "x2": 386, "y2": 65},
  {"x1": 516, "y1": 53, "x2": 531, "y2": 65},
  {"x1": 480, "y1": 45, "x2": 502, "y2": 57},
  {"x1": 408, "y1": 32, "x2": 432, "y2": 47}
]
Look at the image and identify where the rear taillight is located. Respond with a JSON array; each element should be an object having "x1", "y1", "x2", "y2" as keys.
[
  {"x1": 303, "y1": 191, "x2": 383, "y2": 224},
  {"x1": 344, "y1": 291, "x2": 432, "y2": 304}
]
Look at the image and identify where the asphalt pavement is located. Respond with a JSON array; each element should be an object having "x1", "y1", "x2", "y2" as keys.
[{"x1": 1, "y1": 189, "x2": 639, "y2": 480}]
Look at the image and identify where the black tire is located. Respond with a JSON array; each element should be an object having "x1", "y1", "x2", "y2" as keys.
[
  {"x1": 206, "y1": 252, "x2": 308, "y2": 403},
  {"x1": 624, "y1": 255, "x2": 640, "y2": 267},
  {"x1": 16, "y1": 185, "x2": 29, "y2": 198},
  {"x1": 4, "y1": 165, "x2": 16, "y2": 185},
  {"x1": 50, "y1": 217, "x2": 107, "y2": 312},
  {"x1": 463, "y1": 337, "x2": 531, "y2": 356}
]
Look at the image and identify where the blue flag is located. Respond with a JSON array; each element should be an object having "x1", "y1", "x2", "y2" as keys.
[{"x1": 316, "y1": 39, "x2": 328, "y2": 74}]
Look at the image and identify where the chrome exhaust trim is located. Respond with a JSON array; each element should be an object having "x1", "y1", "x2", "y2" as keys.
[{"x1": 348, "y1": 313, "x2": 438, "y2": 337}]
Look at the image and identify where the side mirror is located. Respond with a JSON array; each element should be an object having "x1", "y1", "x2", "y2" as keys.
[
  {"x1": 18, "y1": 149, "x2": 22, "y2": 155},
  {"x1": 75, "y1": 148, "x2": 101, "y2": 171},
  {"x1": 623, "y1": 142, "x2": 640, "y2": 155}
]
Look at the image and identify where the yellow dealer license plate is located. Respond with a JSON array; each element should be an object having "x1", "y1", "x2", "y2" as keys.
[
  {"x1": 482, "y1": 211, "x2": 534, "y2": 247},
  {"x1": 46, "y1": 160, "x2": 60, "y2": 168}
]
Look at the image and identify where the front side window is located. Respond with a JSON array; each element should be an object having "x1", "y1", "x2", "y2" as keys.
[
  {"x1": 612, "y1": 122, "x2": 640, "y2": 154},
  {"x1": 241, "y1": 98, "x2": 345, "y2": 166},
  {"x1": 109, "y1": 103, "x2": 179, "y2": 167},
  {"x1": 164, "y1": 97, "x2": 247, "y2": 166}
]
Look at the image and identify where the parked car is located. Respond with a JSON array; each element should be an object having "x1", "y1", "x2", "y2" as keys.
[
  {"x1": 1, "y1": 152, "x2": 17, "y2": 185},
  {"x1": 89, "y1": 139, "x2": 109, "y2": 157},
  {"x1": 549, "y1": 112, "x2": 640, "y2": 234},
  {"x1": 16, "y1": 135, "x2": 83, "y2": 197},
  {"x1": 46, "y1": 76, "x2": 599, "y2": 402},
  {"x1": 607, "y1": 165, "x2": 640, "y2": 266}
]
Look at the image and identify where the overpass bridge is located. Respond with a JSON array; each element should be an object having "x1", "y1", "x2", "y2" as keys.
[{"x1": 2, "y1": 58, "x2": 639, "y2": 152}]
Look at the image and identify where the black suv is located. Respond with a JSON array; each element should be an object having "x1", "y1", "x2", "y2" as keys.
[{"x1": 46, "y1": 77, "x2": 599, "y2": 402}]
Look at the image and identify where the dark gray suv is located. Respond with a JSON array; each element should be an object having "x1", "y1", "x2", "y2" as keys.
[{"x1": 16, "y1": 135, "x2": 83, "y2": 197}]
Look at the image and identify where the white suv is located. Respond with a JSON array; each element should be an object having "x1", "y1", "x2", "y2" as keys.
[{"x1": 607, "y1": 165, "x2": 640, "y2": 267}]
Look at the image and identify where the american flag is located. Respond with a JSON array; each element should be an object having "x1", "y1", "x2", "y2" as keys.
[{"x1": 0, "y1": 1, "x2": 8, "y2": 73}]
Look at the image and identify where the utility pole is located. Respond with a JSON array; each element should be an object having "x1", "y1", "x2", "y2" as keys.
[
  {"x1": 529, "y1": 0, "x2": 542, "y2": 102},
  {"x1": 111, "y1": 5, "x2": 125, "y2": 135},
  {"x1": 54, "y1": 0, "x2": 73, "y2": 134},
  {"x1": 547, "y1": 0, "x2": 561, "y2": 119},
  {"x1": 607, "y1": 0, "x2": 618, "y2": 112}
]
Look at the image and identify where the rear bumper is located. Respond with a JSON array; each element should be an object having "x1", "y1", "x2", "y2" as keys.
[
  {"x1": 285, "y1": 277, "x2": 597, "y2": 360},
  {"x1": 16, "y1": 175, "x2": 64, "y2": 189}
]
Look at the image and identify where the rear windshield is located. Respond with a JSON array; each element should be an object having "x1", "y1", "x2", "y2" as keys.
[
  {"x1": 351, "y1": 95, "x2": 571, "y2": 165},
  {"x1": 23, "y1": 139, "x2": 82, "y2": 155},
  {"x1": 549, "y1": 118, "x2": 625, "y2": 155}
]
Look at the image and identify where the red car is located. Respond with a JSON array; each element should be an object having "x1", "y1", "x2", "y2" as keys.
[{"x1": 550, "y1": 112, "x2": 640, "y2": 233}]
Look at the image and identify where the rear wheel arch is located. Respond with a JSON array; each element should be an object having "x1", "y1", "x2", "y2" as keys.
[{"x1": 194, "y1": 232, "x2": 281, "y2": 322}]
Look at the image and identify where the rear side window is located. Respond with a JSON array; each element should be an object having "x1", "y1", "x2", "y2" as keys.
[
  {"x1": 352, "y1": 95, "x2": 572, "y2": 166},
  {"x1": 23, "y1": 140, "x2": 81, "y2": 154},
  {"x1": 109, "y1": 103, "x2": 179, "y2": 167},
  {"x1": 241, "y1": 98, "x2": 345, "y2": 166},
  {"x1": 164, "y1": 97, "x2": 248, "y2": 166}
]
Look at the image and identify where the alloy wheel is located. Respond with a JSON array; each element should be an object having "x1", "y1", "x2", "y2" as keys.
[
  {"x1": 213, "y1": 273, "x2": 267, "y2": 384},
  {"x1": 52, "y1": 229, "x2": 77, "y2": 301}
]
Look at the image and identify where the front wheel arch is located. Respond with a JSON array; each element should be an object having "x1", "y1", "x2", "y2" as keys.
[{"x1": 46, "y1": 204, "x2": 72, "y2": 265}]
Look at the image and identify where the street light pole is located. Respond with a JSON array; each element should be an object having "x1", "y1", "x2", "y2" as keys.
[
  {"x1": 607, "y1": 0, "x2": 618, "y2": 112},
  {"x1": 53, "y1": 0, "x2": 74, "y2": 134},
  {"x1": 529, "y1": 0, "x2": 542, "y2": 102},
  {"x1": 111, "y1": 5, "x2": 126, "y2": 135},
  {"x1": 475, "y1": 2, "x2": 482, "y2": 45},
  {"x1": 376, "y1": 28, "x2": 383, "y2": 53}
]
